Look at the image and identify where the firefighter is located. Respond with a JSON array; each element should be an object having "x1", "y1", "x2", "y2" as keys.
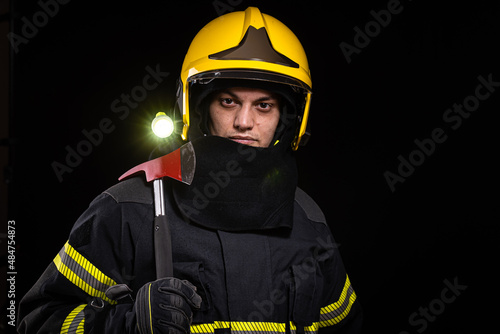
[{"x1": 18, "y1": 7, "x2": 362, "y2": 333}]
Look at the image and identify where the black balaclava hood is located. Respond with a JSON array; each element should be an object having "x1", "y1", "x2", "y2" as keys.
[
  {"x1": 171, "y1": 79, "x2": 300, "y2": 231},
  {"x1": 172, "y1": 136, "x2": 298, "y2": 231}
]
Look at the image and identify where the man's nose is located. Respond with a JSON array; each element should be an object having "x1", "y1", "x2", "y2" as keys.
[{"x1": 234, "y1": 104, "x2": 254, "y2": 130}]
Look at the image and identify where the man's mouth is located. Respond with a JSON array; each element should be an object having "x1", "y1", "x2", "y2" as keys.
[{"x1": 228, "y1": 136, "x2": 257, "y2": 145}]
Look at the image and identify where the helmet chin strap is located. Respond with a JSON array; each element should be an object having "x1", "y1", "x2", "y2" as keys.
[{"x1": 271, "y1": 103, "x2": 299, "y2": 149}]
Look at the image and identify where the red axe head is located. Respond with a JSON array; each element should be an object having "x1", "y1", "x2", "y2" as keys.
[{"x1": 118, "y1": 142, "x2": 195, "y2": 184}]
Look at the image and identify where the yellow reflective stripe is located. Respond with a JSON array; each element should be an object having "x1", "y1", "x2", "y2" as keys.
[
  {"x1": 148, "y1": 284, "x2": 154, "y2": 334},
  {"x1": 191, "y1": 321, "x2": 318, "y2": 334},
  {"x1": 191, "y1": 321, "x2": 230, "y2": 334},
  {"x1": 53, "y1": 241, "x2": 117, "y2": 305},
  {"x1": 290, "y1": 322, "x2": 320, "y2": 334},
  {"x1": 189, "y1": 275, "x2": 357, "y2": 334},
  {"x1": 189, "y1": 277, "x2": 358, "y2": 334},
  {"x1": 190, "y1": 322, "x2": 215, "y2": 333},
  {"x1": 191, "y1": 321, "x2": 287, "y2": 334},
  {"x1": 319, "y1": 275, "x2": 357, "y2": 327},
  {"x1": 61, "y1": 304, "x2": 85, "y2": 334},
  {"x1": 213, "y1": 321, "x2": 231, "y2": 329},
  {"x1": 232, "y1": 321, "x2": 287, "y2": 333},
  {"x1": 304, "y1": 322, "x2": 319, "y2": 333}
]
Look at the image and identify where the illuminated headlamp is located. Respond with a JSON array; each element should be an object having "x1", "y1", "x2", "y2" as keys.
[{"x1": 151, "y1": 112, "x2": 174, "y2": 138}]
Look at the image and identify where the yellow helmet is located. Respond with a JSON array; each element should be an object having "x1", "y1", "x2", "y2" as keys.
[{"x1": 177, "y1": 7, "x2": 312, "y2": 150}]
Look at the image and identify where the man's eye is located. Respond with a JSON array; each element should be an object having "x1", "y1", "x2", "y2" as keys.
[
  {"x1": 221, "y1": 98, "x2": 234, "y2": 106},
  {"x1": 258, "y1": 103, "x2": 272, "y2": 109}
]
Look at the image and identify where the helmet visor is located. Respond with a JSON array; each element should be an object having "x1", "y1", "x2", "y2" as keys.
[{"x1": 188, "y1": 69, "x2": 311, "y2": 93}]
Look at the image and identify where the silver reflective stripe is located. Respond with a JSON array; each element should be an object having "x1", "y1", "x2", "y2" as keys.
[
  {"x1": 53, "y1": 241, "x2": 117, "y2": 304},
  {"x1": 61, "y1": 304, "x2": 85, "y2": 334},
  {"x1": 319, "y1": 275, "x2": 357, "y2": 327},
  {"x1": 57, "y1": 247, "x2": 110, "y2": 296}
]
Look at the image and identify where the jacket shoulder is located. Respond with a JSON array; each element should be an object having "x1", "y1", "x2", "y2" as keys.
[
  {"x1": 294, "y1": 187, "x2": 326, "y2": 225},
  {"x1": 103, "y1": 176, "x2": 153, "y2": 204}
]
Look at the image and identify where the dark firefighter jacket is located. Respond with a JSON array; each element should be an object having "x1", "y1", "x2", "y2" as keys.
[{"x1": 18, "y1": 176, "x2": 362, "y2": 333}]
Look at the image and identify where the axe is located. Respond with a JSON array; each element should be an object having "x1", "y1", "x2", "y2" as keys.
[{"x1": 118, "y1": 142, "x2": 195, "y2": 278}]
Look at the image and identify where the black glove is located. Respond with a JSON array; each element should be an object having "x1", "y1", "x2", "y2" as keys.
[{"x1": 135, "y1": 277, "x2": 202, "y2": 334}]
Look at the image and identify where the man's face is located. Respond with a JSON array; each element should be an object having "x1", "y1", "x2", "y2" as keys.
[{"x1": 208, "y1": 87, "x2": 281, "y2": 148}]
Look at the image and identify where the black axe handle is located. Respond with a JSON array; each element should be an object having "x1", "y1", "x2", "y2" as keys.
[
  {"x1": 154, "y1": 215, "x2": 174, "y2": 278},
  {"x1": 153, "y1": 177, "x2": 173, "y2": 278}
]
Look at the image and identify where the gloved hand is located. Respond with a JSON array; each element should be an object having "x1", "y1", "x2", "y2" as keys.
[{"x1": 135, "y1": 277, "x2": 202, "y2": 334}]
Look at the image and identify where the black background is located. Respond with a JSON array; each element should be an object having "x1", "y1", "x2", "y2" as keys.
[{"x1": 5, "y1": 0, "x2": 499, "y2": 332}]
